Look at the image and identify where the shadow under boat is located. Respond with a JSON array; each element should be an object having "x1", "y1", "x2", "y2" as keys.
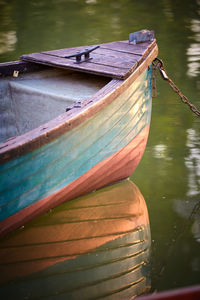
[{"x1": 0, "y1": 179, "x2": 151, "y2": 300}]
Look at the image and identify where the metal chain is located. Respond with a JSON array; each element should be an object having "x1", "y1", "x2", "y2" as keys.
[{"x1": 153, "y1": 58, "x2": 200, "y2": 117}]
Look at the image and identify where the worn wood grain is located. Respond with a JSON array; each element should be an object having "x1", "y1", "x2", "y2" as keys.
[
  {"x1": 20, "y1": 39, "x2": 156, "y2": 79},
  {"x1": 42, "y1": 46, "x2": 141, "y2": 64},
  {"x1": 100, "y1": 40, "x2": 156, "y2": 55},
  {"x1": 43, "y1": 51, "x2": 138, "y2": 70},
  {"x1": 20, "y1": 52, "x2": 130, "y2": 79},
  {"x1": 93, "y1": 47, "x2": 141, "y2": 61}
]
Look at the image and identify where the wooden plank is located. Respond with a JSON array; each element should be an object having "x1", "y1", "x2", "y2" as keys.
[
  {"x1": 42, "y1": 40, "x2": 155, "y2": 58},
  {"x1": 20, "y1": 52, "x2": 131, "y2": 79},
  {"x1": 20, "y1": 39, "x2": 156, "y2": 79},
  {"x1": 42, "y1": 46, "x2": 141, "y2": 61},
  {"x1": 42, "y1": 47, "x2": 140, "y2": 66},
  {"x1": 47, "y1": 51, "x2": 137, "y2": 70},
  {"x1": 90, "y1": 53, "x2": 137, "y2": 69},
  {"x1": 93, "y1": 47, "x2": 142, "y2": 61},
  {"x1": 42, "y1": 45, "x2": 93, "y2": 57},
  {"x1": 101, "y1": 40, "x2": 156, "y2": 56},
  {"x1": 42, "y1": 47, "x2": 140, "y2": 74}
]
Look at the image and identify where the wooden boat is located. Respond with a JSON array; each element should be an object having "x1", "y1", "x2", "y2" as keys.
[
  {"x1": 0, "y1": 30, "x2": 158, "y2": 236},
  {"x1": 0, "y1": 179, "x2": 151, "y2": 299}
]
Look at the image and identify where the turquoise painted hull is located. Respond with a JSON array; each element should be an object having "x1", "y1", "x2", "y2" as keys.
[{"x1": 0, "y1": 67, "x2": 152, "y2": 224}]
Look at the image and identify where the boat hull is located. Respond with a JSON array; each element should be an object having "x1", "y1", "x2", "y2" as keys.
[{"x1": 0, "y1": 64, "x2": 153, "y2": 237}]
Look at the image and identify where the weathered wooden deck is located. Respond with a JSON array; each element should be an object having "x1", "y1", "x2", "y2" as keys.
[{"x1": 20, "y1": 39, "x2": 156, "y2": 79}]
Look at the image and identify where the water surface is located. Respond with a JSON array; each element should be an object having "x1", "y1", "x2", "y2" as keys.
[{"x1": 0, "y1": 0, "x2": 200, "y2": 294}]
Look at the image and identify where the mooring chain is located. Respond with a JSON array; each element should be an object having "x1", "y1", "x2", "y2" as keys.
[{"x1": 152, "y1": 58, "x2": 200, "y2": 117}]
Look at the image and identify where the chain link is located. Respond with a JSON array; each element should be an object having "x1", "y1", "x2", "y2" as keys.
[{"x1": 153, "y1": 58, "x2": 200, "y2": 117}]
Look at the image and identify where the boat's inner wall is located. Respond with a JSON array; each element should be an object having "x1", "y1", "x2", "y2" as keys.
[{"x1": 0, "y1": 68, "x2": 109, "y2": 143}]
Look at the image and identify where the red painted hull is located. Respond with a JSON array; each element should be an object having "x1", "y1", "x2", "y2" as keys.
[{"x1": 0, "y1": 125, "x2": 149, "y2": 237}]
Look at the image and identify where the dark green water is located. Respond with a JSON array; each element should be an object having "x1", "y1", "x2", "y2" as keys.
[{"x1": 0, "y1": 0, "x2": 200, "y2": 295}]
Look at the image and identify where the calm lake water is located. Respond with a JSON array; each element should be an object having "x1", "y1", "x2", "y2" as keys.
[{"x1": 0, "y1": 0, "x2": 200, "y2": 297}]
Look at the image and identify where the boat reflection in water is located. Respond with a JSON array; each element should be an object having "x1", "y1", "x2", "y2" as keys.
[{"x1": 0, "y1": 179, "x2": 151, "y2": 299}]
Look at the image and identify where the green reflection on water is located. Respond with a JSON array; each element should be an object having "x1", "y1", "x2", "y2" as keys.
[{"x1": 0, "y1": 0, "x2": 200, "y2": 293}]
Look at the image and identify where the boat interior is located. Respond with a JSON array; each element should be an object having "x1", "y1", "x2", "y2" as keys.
[{"x1": 0, "y1": 68, "x2": 110, "y2": 143}]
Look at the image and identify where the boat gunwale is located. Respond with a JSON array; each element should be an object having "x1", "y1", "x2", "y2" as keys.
[{"x1": 0, "y1": 42, "x2": 158, "y2": 164}]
